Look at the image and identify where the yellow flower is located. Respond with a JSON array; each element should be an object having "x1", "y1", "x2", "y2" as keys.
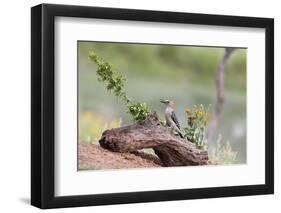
[
  {"x1": 204, "y1": 119, "x2": 208, "y2": 126},
  {"x1": 83, "y1": 111, "x2": 93, "y2": 120},
  {"x1": 196, "y1": 110, "x2": 203, "y2": 117},
  {"x1": 185, "y1": 107, "x2": 191, "y2": 113},
  {"x1": 90, "y1": 126, "x2": 101, "y2": 136},
  {"x1": 109, "y1": 119, "x2": 120, "y2": 129}
]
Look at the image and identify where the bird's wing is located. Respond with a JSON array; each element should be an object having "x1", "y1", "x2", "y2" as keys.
[{"x1": 171, "y1": 111, "x2": 180, "y2": 130}]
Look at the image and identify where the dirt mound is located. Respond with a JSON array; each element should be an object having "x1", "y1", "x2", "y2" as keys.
[{"x1": 78, "y1": 144, "x2": 162, "y2": 170}]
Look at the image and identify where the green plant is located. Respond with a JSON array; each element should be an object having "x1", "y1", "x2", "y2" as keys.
[
  {"x1": 127, "y1": 102, "x2": 150, "y2": 121},
  {"x1": 89, "y1": 52, "x2": 150, "y2": 121},
  {"x1": 159, "y1": 117, "x2": 166, "y2": 126},
  {"x1": 182, "y1": 104, "x2": 211, "y2": 149},
  {"x1": 209, "y1": 134, "x2": 237, "y2": 164}
]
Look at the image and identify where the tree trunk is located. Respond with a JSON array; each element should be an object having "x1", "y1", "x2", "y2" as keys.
[
  {"x1": 99, "y1": 112, "x2": 209, "y2": 166},
  {"x1": 206, "y1": 47, "x2": 235, "y2": 142}
]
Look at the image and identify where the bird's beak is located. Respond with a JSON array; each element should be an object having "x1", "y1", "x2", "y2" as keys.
[{"x1": 160, "y1": 100, "x2": 166, "y2": 104}]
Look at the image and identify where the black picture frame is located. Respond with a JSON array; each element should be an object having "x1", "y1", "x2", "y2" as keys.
[{"x1": 31, "y1": 3, "x2": 274, "y2": 209}]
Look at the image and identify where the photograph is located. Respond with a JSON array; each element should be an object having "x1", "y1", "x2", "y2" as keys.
[
  {"x1": 77, "y1": 41, "x2": 247, "y2": 171},
  {"x1": 30, "y1": 3, "x2": 274, "y2": 209}
]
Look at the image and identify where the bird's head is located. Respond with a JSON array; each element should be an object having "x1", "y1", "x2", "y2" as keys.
[{"x1": 160, "y1": 99, "x2": 175, "y2": 108}]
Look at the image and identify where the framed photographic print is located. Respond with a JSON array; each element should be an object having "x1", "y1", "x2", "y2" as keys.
[{"x1": 31, "y1": 3, "x2": 274, "y2": 209}]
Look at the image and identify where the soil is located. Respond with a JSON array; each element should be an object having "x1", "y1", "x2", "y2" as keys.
[{"x1": 78, "y1": 143, "x2": 162, "y2": 170}]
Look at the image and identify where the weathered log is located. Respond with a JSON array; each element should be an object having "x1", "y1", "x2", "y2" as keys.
[{"x1": 99, "y1": 112, "x2": 208, "y2": 166}]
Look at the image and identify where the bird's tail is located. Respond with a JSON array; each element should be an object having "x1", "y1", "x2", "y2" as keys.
[
  {"x1": 178, "y1": 131, "x2": 184, "y2": 138},
  {"x1": 174, "y1": 129, "x2": 184, "y2": 138}
]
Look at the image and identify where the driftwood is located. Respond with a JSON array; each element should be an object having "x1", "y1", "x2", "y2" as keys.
[{"x1": 99, "y1": 112, "x2": 208, "y2": 166}]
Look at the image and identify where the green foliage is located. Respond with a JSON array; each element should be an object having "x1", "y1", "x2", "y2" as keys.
[
  {"x1": 127, "y1": 102, "x2": 150, "y2": 121},
  {"x1": 89, "y1": 52, "x2": 150, "y2": 121},
  {"x1": 159, "y1": 117, "x2": 166, "y2": 126},
  {"x1": 209, "y1": 134, "x2": 237, "y2": 164},
  {"x1": 89, "y1": 52, "x2": 128, "y2": 101},
  {"x1": 182, "y1": 104, "x2": 211, "y2": 149}
]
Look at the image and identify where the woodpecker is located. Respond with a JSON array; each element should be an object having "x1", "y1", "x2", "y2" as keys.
[{"x1": 160, "y1": 99, "x2": 183, "y2": 138}]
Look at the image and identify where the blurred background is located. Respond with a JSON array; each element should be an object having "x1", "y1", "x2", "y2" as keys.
[{"x1": 78, "y1": 41, "x2": 247, "y2": 163}]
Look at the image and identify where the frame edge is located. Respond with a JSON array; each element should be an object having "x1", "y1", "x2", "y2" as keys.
[
  {"x1": 265, "y1": 18, "x2": 274, "y2": 194},
  {"x1": 31, "y1": 4, "x2": 43, "y2": 208}
]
